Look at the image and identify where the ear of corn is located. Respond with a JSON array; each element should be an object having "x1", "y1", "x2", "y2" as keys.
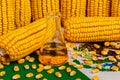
[
  {"x1": 87, "y1": 0, "x2": 110, "y2": 17},
  {"x1": 64, "y1": 17, "x2": 120, "y2": 42},
  {"x1": 0, "y1": 0, "x2": 15, "y2": 35},
  {"x1": 61, "y1": 0, "x2": 87, "y2": 22},
  {"x1": 31, "y1": 0, "x2": 59, "y2": 21},
  {"x1": 0, "y1": 17, "x2": 56, "y2": 64},
  {"x1": 14, "y1": 0, "x2": 31, "y2": 28}
]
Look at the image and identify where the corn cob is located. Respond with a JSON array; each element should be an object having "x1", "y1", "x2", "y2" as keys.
[
  {"x1": 111, "y1": 0, "x2": 119, "y2": 16},
  {"x1": 61, "y1": 0, "x2": 86, "y2": 22},
  {"x1": 31, "y1": 0, "x2": 59, "y2": 21},
  {"x1": 14, "y1": 0, "x2": 31, "y2": 28},
  {"x1": 0, "y1": 17, "x2": 56, "y2": 64},
  {"x1": 64, "y1": 17, "x2": 120, "y2": 42},
  {"x1": 87, "y1": 0, "x2": 110, "y2": 17},
  {"x1": 0, "y1": 0, "x2": 15, "y2": 35}
]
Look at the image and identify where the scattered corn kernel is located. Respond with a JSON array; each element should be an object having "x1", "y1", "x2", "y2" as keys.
[
  {"x1": 24, "y1": 65, "x2": 30, "y2": 70},
  {"x1": 117, "y1": 62, "x2": 120, "y2": 66},
  {"x1": 47, "y1": 69, "x2": 54, "y2": 74},
  {"x1": 85, "y1": 60, "x2": 93, "y2": 65},
  {"x1": 12, "y1": 74, "x2": 20, "y2": 80},
  {"x1": 93, "y1": 44, "x2": 100, "y2": 49},
  {"x1": 115, "y1": 50, "x2": 120, "y2": 55},
  {"x1": 110, "y1": 42, "x2": 117, "y2": 47},
  {"x1": 111, "y1": 66, "x2": 119, "y2": 71},
  {"x1": 14, "y1": 66, "x2": 20, "y2": 71},
  {"x1": 104, "y1": 42, "x2": 110, "y2": 46},
  {"x1": 90, "y1": 51, "x2": 97, "y2": 56},
  {"x1": 75, "y1": 78, "x2": 81, "y2": 80},
  {"x1": 116, "y1": 55, "x2": 120, "y2": 60},
  {"x1": 43, "y1": 78, "x2": 47, "y2": 80},
  {"x1": 92, "y1": 56, "x2": 97, "y2": 60},
  {"x1": 55, "y1": 72, "x2": 62, "y2": 78},
  {"x1": 32, "y1": 64, "x2": 37, "y2": 69},
  {"x1": 115, "y1": 45, "x2": 120, "y2": 49},
  {"x1": 38, "y1": 64, "x2": 44, "y2": 68},
  {"x1": 29, "y1": 57, "x2": 35, "y2": 62},
  {"x1": 72, "y1": 53, "x2": 78, "y2": 58},
  {"x1": 92, "y1": 76, "x2": 100, "y2": 80},
  {"x1": 58, "y1": 66, "x2": 66, "y2": 70},
  {"x1": 66, "y1": 67, "x2": 72, "y2": 73},
  {"x1": 96, "y1": 64, "x2": 102, "y2": 69},
  {"x1": 26, "y1": 73, "x2": 34, "y2": 78},
  {"x1": 0, "y1": 64, "x2": 4, "y2": 69},
  {"x1": 0, "y1": 71, "x2": 6, "y2": 76},
  {"x1": 37, "y1": 68, "x2": 44, "y2": 72},
  {"x1": 35, "y1": 74, "x2": 43, "y2": 79},
  {"x1": 101, "y1": 51, "x2": 108, "y2": 55},
  {"x1": 44, "y1": 65, "x2": 51, "y2": 70},
  {"x1": 70, "y1": 71, "x2": 76, "y2": 76},
  {"x1": 68, "y1": 62, "x2": 76, "y2": 66},
  {"x1": 92, "y1": 69, "x2": 99, "y2": 73},
  {"x1": 76, "y1": 64, "x2": 83, "y2": 69},
  {"x1": 109, "y1": 56, "x2": 117, "y2": 62},
  {"x1": 25, "y1": 56, "x2": 31, "y2": 61},
  {"x1": 17, "y1": 59, "x2": 25, "y2": 64}
]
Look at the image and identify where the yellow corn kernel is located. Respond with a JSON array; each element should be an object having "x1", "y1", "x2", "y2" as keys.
[
  {"x1": 96, "y1": 64, "x2": 102, "y2": 69},
  {"x1": 117, "y1": 62, "x2": 120, "y2": 66},
  {"x1": 55, "y1": 72, "x2": 62, "y2": 78},
  {"x1": 43, "y1": 78, "x2": 47, "y2": 80},
  {"x1": 115, "y1": 45, "x2": 120, "y2": 49},
  {"x1": 104, "y1": 42, "x2": 110, "y2": 46},
  {"x1": 35, "y1": 74, "x2": 43, "y2": 79},
  {"x1": 111, "y1": 66, "x2": 119, "y2": 71},
  {"x1": 115, "y1": 50, "x2": 120, "y2": 55},
  {"x1": 101, "y1": 50, "x2": 108, "y2": 55},
  {"x1": 24, "y1": 65, "x2": 30, "y2": 70},
  {"x1": 116, "y1": 55, "x2": 120, "y2": 60},
  {"x1": 92, "y1": 56, "x2": 97, "y2": 60},
  {"x1": 92, "y1": 69, "x2": 99, "y2": 73},
  {"x1": 68, "y1": 62, "x2": 76, "y2": 66},
  {"x1": 14, "y1": 66, "x2": 20, "y2": 72},
  {"x1": 85, "y1": 60, "x2": 93, "y2": 65},
  {"x1": 109, "y1": 56, "x2": 117, "y2": 62},
  {"x1": 66, "y1": 67, "x2": 72, "y2": 73},
  {"x1": 25, "y1": 56, "x2": 31, "y2": 61},
  {"x1": 110, "y1": 42, "x2": 117, "y2": 47},
  {"x1": 12, "y1": 74, "x2": 21, "y2": 80},
  {"x1": 76, "y1": 64, "x2": 83, "y2": 69},
  {"x1": 70, "y1": 71, "x2": 76, "y2": 76},
  {"x1": 0, "y1": 64, "x2": 4, "y2": 69},
  {"x1": 92, "y1": 76, "x2": 100, "y2": 80},
  {"x1": 29, "y1": 57, "x2": 35, "y2": 62},
  {"x1": 93, "y1": 44, "x2": 100, "y2": 49},
  {"x1": 32, "y1": 64, "x2": 37, "y2": 69},
  {"x1": 103, "y1": 48, "x2": 109, "y2": 52},
  {"x1": 0, "y1": 71, "x2": 6, "y2": 76},
  {"x1": 17, "y1": 59, "x2": 25, "y2": 64},
  {"x1": 90, "y1": 51, "x2": 97, "y2": 56},
  {"x1": 47, "y1": 69, "x2": 54, "y2": 74},
  {"x1": 58, "y1": 66, "x2": 66, "y2": 70},
  {"x1": 44, "y1": 65, "x2": 51, "y2": 70},
  {"x1": 26, "y1": 73, "x2": 34, "y2": 78},
  {"x1": 38, "y1": 64, "x2": 44, "y2": 68},
  {"x1": 37, "y1": 68, "x2": 44, "y2": 72},
  {"x1": 75, "y1": 78, "x2": 81, "y2": 80}
]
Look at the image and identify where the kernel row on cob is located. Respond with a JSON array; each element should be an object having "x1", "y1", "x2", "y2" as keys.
[
  {"x1": 31, "y1": 0, "x2": 59, "y2": 21},
  {"x1": 60, "y1": 0, "x2": 87, "y2": 22},
  {"x1": 0, "y1": 0, "x2": 15, "y2": 35},
  {"x1": 0, "y1": 17, "x2": 56, "y2": 64},
  {"x1": 64, "y1": 17, "x2": 120, "y2": 42},
  {"x1": 87, "y1": 0, "x2": 111, "y2": 17},
  {"x1": 13, "y1": 0, "x2": 31, "y2": 28}
]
